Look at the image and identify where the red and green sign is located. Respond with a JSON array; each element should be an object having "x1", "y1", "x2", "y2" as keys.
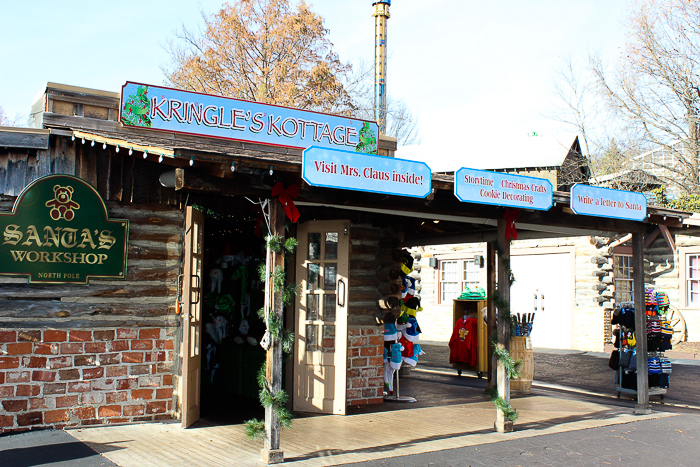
[{"x1": 0, "y1": 175, "x2": 128, "y2": 284}]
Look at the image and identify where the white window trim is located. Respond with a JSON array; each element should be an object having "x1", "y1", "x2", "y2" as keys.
[{"x1": 679, "y1": 246, "x2": 700, "y2": 309}]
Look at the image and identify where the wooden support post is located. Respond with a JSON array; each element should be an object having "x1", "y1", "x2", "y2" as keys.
[
  {"x1": 633, "y1": 232, "x2": 651, "y2": 415},
  {"x1": 487, "y1": 241, "x2": 497, "y2": 386},
  {"x1": 495, "y1": 217, "x2": 513, "y2": 433},
  {"x1": 261, "y1": 201, "x2": 285, "y2": 464}
]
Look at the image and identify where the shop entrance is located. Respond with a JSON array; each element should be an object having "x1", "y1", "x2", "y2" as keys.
[
  {"x1": 181, "y1": 198, "x2": 269, "y2": 426},
  {"x1": 293, "y1": 220, "x2": 349, "y2": 415}
]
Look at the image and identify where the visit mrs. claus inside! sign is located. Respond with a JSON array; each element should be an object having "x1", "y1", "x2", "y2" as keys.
[{"x1": 0, "y1": 175, "x2": 128, "y2": 284}]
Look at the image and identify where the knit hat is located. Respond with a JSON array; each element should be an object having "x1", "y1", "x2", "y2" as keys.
[
  {"x1": 384, "y1": 322, "x2": 398, "y2": 341},
  {"x1": 402, "y1": 316, "x2": 421, "y2": 342},
  {"x1": 401, "y1": 297, "x2": 422, "y2": 317},
  {"x1": 389, "y1": 342, "x2": 404, "y2": 369}
]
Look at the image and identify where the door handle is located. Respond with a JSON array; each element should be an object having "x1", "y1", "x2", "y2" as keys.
[
  {"x1": 191, "y1": 274, "x2": 200, "y2": 305},
  {"x1": 338, "y1": 278, "x2": 346, "y2": 307}
]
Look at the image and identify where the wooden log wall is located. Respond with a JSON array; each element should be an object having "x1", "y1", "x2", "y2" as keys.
[{"x1": 0, "y1": 199, "x2": 184, "y2": 329}]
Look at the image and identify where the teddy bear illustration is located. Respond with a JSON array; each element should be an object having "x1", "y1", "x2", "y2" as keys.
[{"x1": 45, "y1": 184, "x2": 80, "y2": 221}]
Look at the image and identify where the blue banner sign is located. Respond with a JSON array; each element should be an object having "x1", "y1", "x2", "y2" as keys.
[
  {"x1": 570, "y1": 184, "x2": 647, "y2": 221},
  {"x1": 302, "y1": 146, "x2": 431, "y2": 198},
  {"x1": 120, "y1": 82, "x2": 379, "y2": 154},
  {"x1": 454, "y1": 167, "x2": 553, "y2": 210}
]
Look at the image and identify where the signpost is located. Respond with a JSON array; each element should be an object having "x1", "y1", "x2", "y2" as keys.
[
  {"x1": 302, "y1": 146, "x2": 431, "y2": 198},
  {"x1": 570, "y1": 184, "x2": 647, "y2": 221},
  {"x1": 454, "y1": 167, "x2": 553, "y2": 211},
  {"x1": 0, "y1": 175, "x2": 128, "y2": 284},
  {"x1": 120, "y1": 82, "x2": 379, "y2": 154}
]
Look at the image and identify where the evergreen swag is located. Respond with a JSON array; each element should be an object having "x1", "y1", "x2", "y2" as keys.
[
  {"x1": 486, "y1": 243, "x2": 521, "y2": 421},
  {"x1": 244, "y1": 235, "x2": 299, "y2": 439}
]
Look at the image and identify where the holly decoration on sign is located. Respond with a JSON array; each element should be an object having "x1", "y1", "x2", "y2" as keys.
[
  {"x1": 121, "y1": 85, "x2": 152, "y2": 127},
  {"x1": 355, "y1": 122, "x2": 377, "y2": 154}
]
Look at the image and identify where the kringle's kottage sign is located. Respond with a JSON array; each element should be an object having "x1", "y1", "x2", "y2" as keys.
[
  {"x1": 0, "y1": 175, "x2": 128, "y2": 284},
  {"x1": 120, "y1": 82, "x2": 380, "y2": 154}
]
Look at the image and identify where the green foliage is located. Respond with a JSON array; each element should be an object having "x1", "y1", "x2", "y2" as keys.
[
  {"x1": 653, "y1": 185, "x2": 700, "y2": 213},
  {"x1": 284, "y1": 237, "x2": 299, "y2": 254},
  {"x1": 245, "y1": 231, "x2": 299, "y2": 440},
  {"x1": 244, "y1": 419, "x2": 266, "y2": 439},
  {"x1": 266, "y1": 235, "x2": 285, "y2": 253}
]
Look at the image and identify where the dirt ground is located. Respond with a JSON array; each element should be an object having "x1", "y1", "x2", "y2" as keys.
[{"x1": 672, "y1": 341, "x2": 700, "y2": 353}]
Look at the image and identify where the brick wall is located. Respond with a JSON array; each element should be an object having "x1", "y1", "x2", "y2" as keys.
[
  {"x1": 0, "y1": 327, "x2": 176, "y2": 434},
  {"x1": 346, "y1": 325, "x2": 384, "y2": 407}
]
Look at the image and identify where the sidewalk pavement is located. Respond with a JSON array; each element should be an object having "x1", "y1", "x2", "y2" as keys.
[{"x1": 65, "y1": 394, "x2": 675, "y2": 467}]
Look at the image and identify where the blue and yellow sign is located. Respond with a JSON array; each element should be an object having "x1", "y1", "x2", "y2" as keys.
[{"x1": 570, "y1": 184, "x2": 647, "y2": 221}]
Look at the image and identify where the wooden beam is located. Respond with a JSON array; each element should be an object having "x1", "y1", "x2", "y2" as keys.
[
  {"x1": 633, "y1": 232, "x2": 651, "y2": 414},
  {"x1": 644, "y1": 228, "x2": 661, "y2": 248},
  {"x1": 495, "y1": 217, "x2": 513, "y2": 433},
  {"x1": 659, "y1": 225, "x2": 676, "y2": 251},
  {"x1": 261, "y1": 201, "x2": 285, "y2": 464},
  {"x1": 487, "y1": 241, "x2": 496, "y2": 386}
]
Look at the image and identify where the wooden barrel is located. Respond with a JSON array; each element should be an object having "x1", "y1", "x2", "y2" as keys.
[{"x1": 510, "y1": 336, "x2": 534, "y2": 393}]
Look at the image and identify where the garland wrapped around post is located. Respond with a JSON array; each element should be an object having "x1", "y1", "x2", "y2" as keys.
[
  {"x1": 244, "y1": 234, "x2": 298, "y2": 439},
  {"x1": 490, "y1": 224, "x2": 520, "y2": 425}
]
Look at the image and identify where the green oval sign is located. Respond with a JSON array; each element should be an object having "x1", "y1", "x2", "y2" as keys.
[{"x1": 0, "y1": 175, "x2": 129, "y2": 284}]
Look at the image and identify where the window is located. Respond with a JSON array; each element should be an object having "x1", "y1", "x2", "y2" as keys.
[
  {"x1": 438, "y1": 259, "x2": 480, "y2": 303},
  {"x1": 686, "y1": 253, "x2": 700, "y2": 306},
  {"x1": 613, "y1": 254, "x2": 633, "y2": 304}
]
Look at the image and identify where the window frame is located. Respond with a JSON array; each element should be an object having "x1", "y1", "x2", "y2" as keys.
[
  {"x1": 437, "y1": 258, "x2": 481, "y2": 304},
  {"x1": 679, "y1": 246, "x2": 700, "y2": 309}
]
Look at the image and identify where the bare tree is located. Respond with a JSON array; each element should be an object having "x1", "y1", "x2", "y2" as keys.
[
  {"x1": 343, "y1": 60, "x2": 421, "y2": 145},
  {"x1": 591, "y1": 0, "x2": 700, "y2": 195},
  {"x1": 0, "y1": 106, "x2": 26, "y2": 127}
]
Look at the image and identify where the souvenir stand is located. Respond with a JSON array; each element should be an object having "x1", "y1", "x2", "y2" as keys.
[
  {"x1": 382, "y1": 251, "x2": 425, "y2": 402},
  {"x1": 611, "y1": 289, "x2": 673, "y2": 399},
  {"x1": 449, "y1": 288, "x2": 488, "y2": 378}
]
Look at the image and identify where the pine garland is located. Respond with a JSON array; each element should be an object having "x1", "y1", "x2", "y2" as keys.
[
  {"x1": 487, "y1": 242, "x2": 520, "y2": 422},
  {"x1": 245, "y1": 234, "x2": 299, "y2": 440}
]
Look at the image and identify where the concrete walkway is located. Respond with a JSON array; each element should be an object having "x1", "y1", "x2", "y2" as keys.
[{"x1": 69, "y1": 394, "x2": 674, "y2": 466}]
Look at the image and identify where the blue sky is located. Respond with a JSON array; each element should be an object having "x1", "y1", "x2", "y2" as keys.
[{"x1": 0, "y1": 1, "x2": 629, "y2": 170}]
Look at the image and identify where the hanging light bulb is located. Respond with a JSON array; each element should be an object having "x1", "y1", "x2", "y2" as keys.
[
  {"x1": 71, "y1": 134, "x2": 75, "y2": 141},
  {"x1": 269, "y1": 166, "x2": 274, "y2": 176},
  {"x1": 81, "y1": 137, "x2": 85, "y2": 144},
  {"x1": 189, "y1": 157, "x2": 194, "y2": 166},
  {"x1": 158, "y1": 154, "x2": 164, "y2": 163},
  {"x1": 231, "y1": 162, "x2": 236, "y2": 172},
  {"x1": 91, "y1": 140, "x2": 95, "y2": 147},
  {"x1": 103, "y1": 142, "x2": 107, "y2": 150},
  {"x1": 129, "y1": 148, "x2": 133, "y2": 155},
  {"x1": 143, "y1": 150, "x2": 148, "y2": 159},
  {"x1": 115, "y1": 145, "x2": 120, "y2": 153}
]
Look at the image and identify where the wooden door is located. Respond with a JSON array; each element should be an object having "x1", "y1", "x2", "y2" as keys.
[
  {"x1": 294, "y1": 220, "x2": 349, "y2": 414},
  {"x1": 180, "y1": 207, "x2": 204, "y2": 428}
]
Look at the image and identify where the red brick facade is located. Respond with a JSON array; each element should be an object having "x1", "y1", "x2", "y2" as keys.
[
  {"x1": 346, "y1": 325, "x2": 384, "y2": 407},
  {"x1": 0, "y1": 327, "x2": 176, "y2": 433}
]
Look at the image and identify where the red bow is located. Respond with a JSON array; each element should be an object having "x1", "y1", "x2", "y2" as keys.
[
  {"x1": 271, "y1": 182, "x2": 300, "y2": 223},
  {"x1": 503, "y1": 208, "x2": 520, "y2": 240}
]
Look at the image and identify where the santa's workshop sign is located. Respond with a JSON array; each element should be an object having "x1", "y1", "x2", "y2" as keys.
[
  {"x1": 120, "y1": 81, "x2": 379, "y2": 154},
  {"x1": 0, "y1": 175, "x2": 128, "y2": 284}
]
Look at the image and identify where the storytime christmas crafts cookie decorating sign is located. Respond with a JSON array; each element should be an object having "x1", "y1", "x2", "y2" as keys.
[
  {"x1": 120, "y1": 82, "x2": 379, "y2": 153},
  {"x1": 570, "y1": 184, "x2": 647, "y2": 221},
  {"x1": 454, "y1": 167, "x2": 553, "y2": 210},
  {"x1": 302, "y1": 147, "x2": 431, "y2": 198}
]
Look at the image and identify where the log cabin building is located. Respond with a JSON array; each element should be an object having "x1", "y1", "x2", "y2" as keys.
[{"x1": 1, "y1": 83, "x2": 696, "y2": 439}]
